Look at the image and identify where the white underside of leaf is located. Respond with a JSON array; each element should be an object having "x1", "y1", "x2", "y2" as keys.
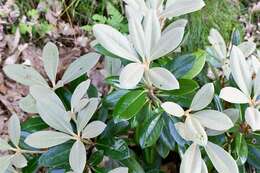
[
  {"x1": 245, "y1": 107, "x2": 260, "y2": 132},
  {"x1": 69, "y1": 140, "x2": 86, "y2": 173}
]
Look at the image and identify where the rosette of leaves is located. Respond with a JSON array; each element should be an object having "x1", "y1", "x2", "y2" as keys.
[
  {"x1": 3, "y1": 42, "x2": 100, "y2": 113},
  {"x1": 93, "y1": 0, "x2": 206, "y2": 90},
  {"x1": 23, "y1": 80, "x2": 106, "y2": 173},
  {"x1": 162, "y1": 83, "x2": 239, "y2": 173}
]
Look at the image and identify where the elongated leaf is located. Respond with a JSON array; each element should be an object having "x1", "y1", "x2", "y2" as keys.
[
  {"x1": 8, "y1": 114, "x2": 21, "y2": 146},
  {"x1": 93, "y1": 24, "x2": 139, "y2": 62},
  {"x1": 238, "y1": 41, "x2": 256, "y2": 57},
  {"x1": 108, "y1": 167, "x2": 128, "y2": 173},
  {"x1": 219, "y1": 87, "x2": 249, "y2": 104},
  {"x1": 120, "y1": 156, "x2": 145, "y2": 173},
  {"x1": 208, "y1": 28, "x2": 227, "y2": 60},
  {"x1": 61, "y1": 53, "x2": 100, "y2": 85},
  {"x1": 19, "y1": 95, "x2": 37, "y2": 113},
  {"x1": 254, "y1": 70, "x2": 260, "y2": 98},
  {"x1": 42, "y1": 42, "x2": 59, "y2": 85},
  {"x1": 82, "y1": 121, "x2": 106, "y2": 139},
  {"x1": 139, "y1": 114, "x2": 165, "y2": 148},
  {"x1": 3, "y1": 64, "x2": 48, "y2": 87},
  {"x1": 71, "y1": 80, "x2": 90, "y2": 110},
  {"x1": 21, "y1": 116, "x2": 48, "y2": 133},
  {"x1": 119, "y1": 63, "x2": 144, "y2": 89},
  {"x1": 148, "y1": 67, "x2": 179, "y2": 90},
  {"x1": 113, "y1": 90, "x2": 147, "y2": 120},
  {"x1": 0, "y1": 138, "x2": 12, "y2": 150},
  {"x1": 169, "y1": 79, "x2": 199, "y2": 95},
  {"x1": 0, "y1": 155, "x2": 12, "y2": 173},
  {"x1": 25, "y1": 131, "x2": 72, "y2": 148},
  {"x1": 180, "y1": 143, "x2": 202, "y2": 173},
  {"x1": 205, "y1": 141, "x2": 239, "y2": 173},
  {"x1": 161, "y1": 102, "x2": 184, "y2": 117},
  {"x1": 11, "y1": 153, "x2": 27, "y2": 168},
  {"x1": 245, "y1": 107, "x2": 260, "y2": 132},
  {"x1": 161, "y1": 0, "x2": 205, "y2": 18},
  {"x1": 88, "y1": 151, "x2": 104, "y2": 166},
  {"x1": 69, "y1": 140, "x2": 86, "y2": 173},
  {"x1": 247, "y1": 144, "x2": 260, "y2": 169},
  {"x1": 235, "y1": 134, "x2": 248, "y2": 165},
  {"x1": 190, "y1": 83, "x2": 214, "y2": 111}
]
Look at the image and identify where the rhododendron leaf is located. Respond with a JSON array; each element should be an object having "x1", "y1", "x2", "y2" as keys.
[
  {"x1": 82, "y1": 121, "x2": 106, "y2": 139},
  {"x1": 8, "y1": 114, "x2": 21, "y2": 146},
  {"x1": 71, "y1": 80, "x2": 90, "y2": 110},
  {"x1": 11, "y1": 153, "x2": 27, "y2": 168},
  {"x1": 238, "y1": 41, "x2": 256, "y2": 57},
  {"x1": 109, "y1": 167, "x2": 129, "y2": 173},
  {"x1": 245, "y1": 107, "x2": 260, "y2": 132},
  {"x1": 0, "y1": 139, "x2": 12, "y2": 150},
  {"x1": 201, "y1": 159, "x2": 208, "y2": 173},
  {"x1": 42, "y1": 42, "x2": 59, "y2": 85},
  {"x1": 19, "y1": 95, "x2": 37, "y2": 113},
  {"x1": 219, "y1": 87, "x2": 249, "y2": 104},
  {"x1": 0, "y1": 155, "x2": 12, "y2": 173},
  {"x1": 69, "y1": 140, "x2": 86, "y2": 173},
  {"x1": 175, "y1": 122, "x2": 192, "y2": 141},
  {"x1": 254, "y1": 70, "x2": 260, "y2": 98},
  {"x1": 161, "y1": 102, "x2": 184, "y2": 117},
  {"x1": 208, "y1": 28, "x2": 227, "y2": 60}
]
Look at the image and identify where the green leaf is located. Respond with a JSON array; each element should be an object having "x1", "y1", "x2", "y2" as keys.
[
  {"x1": 39, "y1": 142, "x2": 73, "y2": 170},
  {"x1": 22, "y1": 156, "x2": 39, "y2": 173},
  {"x1": 88, "y1": 150, "x2": 104, "y2": 166},
  {"x1": 96, "y1": 138, "x2": 131, "y2": 160},
  {"x1": 182, "y1": 50, "x2": 206, "y2": 79},
  {"x1": 163, "y1": 79, "x2": 199, "y2": 96},
  {"x1": 231, "y1": 28, "x2": 241, "y2": 46},
  {"x1": 94, "y1": 44, "x2": 121, "y2": 60},
  {"x1": 247, "y1": 144, "x2": 260, "y2": 169},
  {"x1": 113, "y1": 90, "x2": 148, "y2": 120},
  {"x1": 3, "y1": 64, "x2": 48, "y2": 87},
  {"x1": 139, "y1": 114, "x2": 165, "y2": 148},
  {"x1": 156, "y1": 139, "x2": 170, "y2": 159},
  {"x1": 166, "y1": 54, "x2": 195, "y2": 78},
  {"x1": 103, "y1": 89, "x2": 129, "y2": 108},
  {"x1": 144, "y1": 147, "x2": 158, "y2": 165},
  {"x1": 21, "y1": 116, "x2": 48, "y2": 133},
  {"x1": 235, "y1": 133, "x2": 248, "y2": 165},
  {"x1": 120, "y1": 156, "x2": 145, "y2": 173}
]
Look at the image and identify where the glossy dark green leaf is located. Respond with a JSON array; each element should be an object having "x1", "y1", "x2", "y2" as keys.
[
  {"x1": 235, "y1": 133, "x2": 248, "y2": 165},
  {"x1": 55, "y1": 87, "x2": 72, "y2": 110},
  {"x1": 22, "y1": 156, "x2": 39, "y2": 173},
  {"x1": 88, "y1": 150, "x2": 104, "y2": 166},
  {"x1": 39, "y1": 141, "x2": 73, "y2": 170},
  {"x1": 94, "y1": 44, "x2": 121, "y2": 59},
  {"x1": 139, "y1": 114, "x2": 165, "y2": 148},
  {"x1": 246, "y1": 133, "x2": 260, "y2": 149},
  {"x1": 120, "y1": 156, "x2": 145, "y2": 173},
  {"x1": 105, "y1": 76, "x2": 120, "y2": 88},
  {"x1": 101, "y1": 120, "x2": 129, "y2": 138},
  {"x1": 144, "y1": 147, "x2": 158, "y2": 165},
  {"x1": 96, "y1": 138, "x2": 131, "y2": 160},
  {"x1": 113, "y1": 90, "x2": 148, "y2": 120},
  {"x1": 103, "y1": 89, "x2": 129, "y2": 108},
  {"x1": 247, "y1": 144, "x2": 260, "y2": 169},
  {"x1": 156, "y1": 139, "x2": 170, "y2": 159},
  {"x1": 231, "y1": 28, "x2": 241, "y2": 46},
  {"x1": 166, "y1": 53, "x2": 195, "y2": 78},
  {"x1": 21, "y1": 116, "x2": 48, "y2": 133}
]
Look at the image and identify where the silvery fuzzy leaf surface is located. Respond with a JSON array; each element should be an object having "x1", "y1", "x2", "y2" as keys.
[
  {"x1": 71, "y1": 80, "x2": 90, "y2": 111},
  {"x1": 82, "y1": 121, "x2": 106, "y2": 139},
  {"x1": 25, "y1": 131, "x2": 72, "y2": 148},
  {"x1": 108, "y1": 167, "x2": 129, "y2": 173},
  {"x1": 74, "y1": 98, "x2": 90, "y2": 113},
  {"x1": 0, "y1": 155, "x2": 12, "y2": 173},
  {"x1": 180, "y1": 143, "x2": 202, "y2": 173},
  {"x1": 230, "y1": 46, "x2": 252, "y2": 97},
  {"x1": 119, "y1": 63, "x2": 144, "y2": 89},
  {"x1": 93, "y1": 24, "x2": 140, "y2": 63},
  {"x1": 101, "y1": 57, "x2": 122, "y2": 77},
  {"x1": 11, "y1": 153, "x2": 27, "y2": 168},
  {"x1": 3, "y1": 64, "x2": 48, "y2": 87},
  {"x1": 219, "y1": 87, "x2": 249, "y2": 104},
  {"x1": 69, "y1": 140, "x2": 86, "y2": 173},
  {"x1": 190, "y1": 83, "x2": 214, "y2": 111},
  {"x1": 19, "y1": 94, "x2": 37, "y2": 113},
  {"x1": 201, "y1": 159, "x2": 208, "y2": 173},
  {"x1": 208, "y1": 28, "x2": 227, "y2": 61},
  {"x1": 162, "y1": 19, "x2": 188, "y2": 35},
  {"x1": 254, "y1": 70, "x2": 260, "y2": 98},
  {"x1": 238, "y1": 41, "x2": 256, "y2": 57},
  {"x1": 193, "y1": 110, "x2": 233, "y2": 131},
  {"x1": 77, "y1": 98, "x2": 100, "y2": 132},
  {"x1": 161, "y1": 0, "x2": 205, "y2": 18},
  {"x1": 8, "y1": 114, "x2": 21, "y2": 146},
  {"x1": 42, "y1": 42, "x2": 59, "y2": 86},
  {"x1": 245, "y1": 107, "x2": 260, "y2": 132},
  {"x1": 205, "y1": 141, "x2": 239, "y2": 173},
  {"x1": 161, "y1": 102, "x2": 184, "y2": 117},
  {"x1": 60, "y1": 53, "x2": 100, "y2": 85},
  {"x1": 175, "y1": 122, "x2": 192, "y2": 141},
  {"x1": 148, "y1": 67, "x2": 179, "y2": 90},
  {"x1": 0, "y1": 139, "x2": 13, "y2": 151}
]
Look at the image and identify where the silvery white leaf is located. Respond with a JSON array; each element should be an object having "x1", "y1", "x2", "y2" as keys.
[
  {"x1": 8, "y1": 114, "x2": 20, "y2": 146},
  {"x1": 147, "y1": 0, "x2": 163, "y2": 9},
  {"x1": 254, "y1": 70, "x2": 260, "y2": 98},
  {"x1": 102, "y1": 57, "x2": 122, "y2": 77},
  {"x1": 230, "y1": 46, "x2": 252, "y2": 97},
  {"x1": 69, "y1": 140, "x2": 86, "y2": 173},
  {"x1": 128, "y1": 9, "x2": 146, "y2": 58},
  {"x1": 3, "y1": 64, "x2": 48, "y2": 87},
  {"x1": 201, "y1": 159, "x2": 208, "y2": 173},
  {"x1": 0, "y1": 155, "x2": 12, "y2": 173},
  {"x1": 0, "y1": 139, "x2": 12, "y2": 150},
  {"x1": 93, "y1": 24, "x2": 140, "y2": 63},
  {"x1": 71, "y1": 80, "x2": 90, "y2": 110},
  {"x1": 161, "y1": 102, "x2": 184, "y2": 117},
  {"x1": 238, "y1": 41, "x2": 256, "y2": 57},
  {"x1": 119, "y1": 63, "x2": 144, "y2": 89},
  {"x1": 250, "y1": 56, "x2": 260, "y2": 75},
  {"x1": 74, "y1": 98, "x2": 90, "y2": 113},
  {"x1": 11, "y1": 153, "x2": 27, "y2": 168},
  {"x1": 148, "y1": 67, "x2": 179, "y2": 90},
  {"x1": 82, "y1": 121, "x2": 106, "y2": 139},
  {"x1": 180, "y1": 143, "x2": 202, "y2": 173},
  {"x1": 61, "y1": 53, "x2": 100, "y2": 85},
  {"x1": 205, "y1": 141, "x2": 239, "y2": 173},
  {"x1": 190, "y1": 83, "x2": 214, "y2": 111},
  {"x1": 42, "y1": 42, "x2": 59, "y2": 85},
  {"x1": 25, "y1": 131, "x2": 72, "y2": 148},
  {"x1": 175, "y1": 122, "x2": 192, "y2": 141},
  {"x1": 144, "y1": 9, "x2": 161, "y2": 59},
  {"x1": 193, "y1": 110, "x2": 233, "y2": 131},
  {"x1": 19, "y1": 95, "x2": 37, "y2": 113},
  {"x1": 125, "y1": 4, "x2": 144, "y2": 22},
  {"x1": 77, "y1": 98, "x2": 99, "y2": 132},
  {"x1": 208, "y1": 28, "x2": 227, "y2": 61},
  {"x1": 219, "y1": 87, "x2": 249, "y2": 104},
  {"x1": 150, "y1": 22, "x2": 185, "y2": 60},
  {"x1": 123, "y1": 0, "x2": 147, "y2": 13},
  {"x1": 108, "y1": 167, "x2": 129, "y2": 173},
  {"x1": 245, "y1": 107, "x2": 260, "y2": 132},
  {"x1": 162, "y1": 19, "x2": 188, "y2": 35},
  {"x1": 185, "y1": 117, "x2": 207, "y2": 146},
  {"x1": 161, "y1": 0, "x2": 205, "y2": 18}
]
